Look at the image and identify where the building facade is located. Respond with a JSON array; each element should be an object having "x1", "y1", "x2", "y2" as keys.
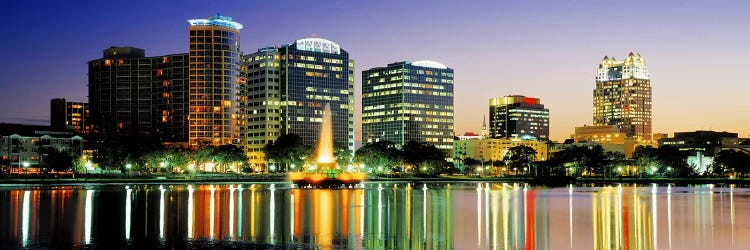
[
  {"x1": 187, "y1": 15, "x2": 243, "y2": 146},
  {"x1": 240, "y1": 47, "x2": 283, "y2": 166},
  {"x1": 362, "y1": 60, "x2": 454, "y2": 151},
  {"x1": 240, "y1": 38, "x2": 355, "y2": 167},
  {"x1": 0, "y1": 124, "x2": 83, "y2": 170},
  {"x1": 659, "y1": 131, "x2": 740, "y2": 156},
  {"x1": 280, "y1": 38, "x2": 355, "y2": 151},
  {"x1": 594, "y1": 52, "x2": 652, "y2": 140},
  {"x1": 88, "y1": 47, "x2": 189, "y2": 142},
  {"x1": 50, "y1": 98, "x2": 90, "y2": 134},
  {"x1": 489, "y1": 95, "x2": 549, "y2": 141},
  {"x1": 453, "y1": 138, "x2": 548, "y2": 162}
]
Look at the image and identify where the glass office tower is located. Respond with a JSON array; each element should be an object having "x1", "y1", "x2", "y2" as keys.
[
  {"x1": 362, "y1": 60, "x2": 455, "y2": 151},
  {"x1": 279, "y1": 38, "x2": 354, "y2": 150},
  {"x1": 241, "y1": 38, "x2": 355, "y2": 168},
  {"x1": 187, "y1": 15, "x2": 243, "y2": 146}
]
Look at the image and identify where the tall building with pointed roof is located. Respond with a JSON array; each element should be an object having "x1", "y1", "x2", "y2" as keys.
[{"x1": 593, "y1": 52, "x2": 652, "y2": 140}]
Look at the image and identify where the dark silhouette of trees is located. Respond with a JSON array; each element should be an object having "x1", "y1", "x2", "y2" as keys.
[
  {"x1": 714, "y1": 150, "x2": 750, "y2": 177},
  {"x1": 264, "y1": 134, "x2": 310, "y2": 172},
  {"x1": 40, "y1": 147, "x2": 76, "y2": 172},
  {"x1": 353, "y1": 141, "x2": 402, "y2": 173},
  {"x1": 402, "y1": 141, "x2": 451, "y2": 176},
  {"x1": 504, "y1": 145, "x2": 537, "y2": 176}
]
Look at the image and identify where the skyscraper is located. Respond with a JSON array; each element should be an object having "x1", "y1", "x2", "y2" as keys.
[
  {"x1": 362, "y1": 60, "x2": 454, "y2": 151},
  {"x1": 187, "y1": 15, "x2": 243, "y2": 146},
  {"x1": 594, "y1": 52, "x2": 652, "y2": 140},
  {"x1": 488, "y1": 95, "x2": 549, "y2": 140},
  {"x1": 88, "y1": 46, "x2": 188, "y2": 141},
  {"x1": 240, "y1": 47, "x2": 283, "y2": 166},
  {"x1": 241, "y1": 38, "x2": 355, "y2": 167}
]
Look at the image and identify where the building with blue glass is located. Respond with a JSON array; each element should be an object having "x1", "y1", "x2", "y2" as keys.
[
  {"x1": 241, "y1": 38, "x2": 355, "y2": 167},
  {"x1": 362, "y1": 61, "x2": 455, "y2": 151}
]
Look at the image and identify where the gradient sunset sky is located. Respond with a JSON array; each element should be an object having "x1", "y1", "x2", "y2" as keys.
[{"x1": 1, "y1": 0, "x2": 749, "y2": 141}]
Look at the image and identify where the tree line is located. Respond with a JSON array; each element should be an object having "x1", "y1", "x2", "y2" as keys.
[{"x1": 263, "y1": 134, "x2": 454, "y2": 176}]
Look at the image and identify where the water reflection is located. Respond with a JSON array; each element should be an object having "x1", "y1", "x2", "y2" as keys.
[{"x1": 0, "y1": 183, "x2": 748, "y2": 249}]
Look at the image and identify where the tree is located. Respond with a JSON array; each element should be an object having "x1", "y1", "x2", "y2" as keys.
[
  {"x1": 353, "y1": 141, "x2": 402, "y2": 173},
  {"x1": 40, "y1": 147, "x2": 76, "y2": 172},
  {"x1": 264, "y1": 134, "x2": 310, "y2": 172},
  {"x1": 402, "y1": 141, "x2": 450, "y2": 176},
  {"x1": 462, "y1": 158, "x2": 481, "y2": 175},
  {"x1": 714, "y1": 150, "x2": 750, "y2": 178},
  {"x1": 191, "y1": 146, "x2": 217, "y2": 172},
  {"x1": 215, "y1": 144, "x2": 247, "y2": 173},
  {"x1": 503, "y1": 145, "x2": 537, "y2": 176},
  {"x1": 603, "y1": 151, "x2": 626, "y2": 177},
  {"x1": 334, "y1": 146, "x2": 353, "y2": 168},
  {"x1": 547, "y1": 145, "x2": 607, "y2": 177}
]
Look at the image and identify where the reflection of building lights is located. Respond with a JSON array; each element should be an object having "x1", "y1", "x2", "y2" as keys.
[
  {"x1": 187, "y1": 185, "x2": 194, "y2": 238},
  {"x1": 229, "y1": 185, "x2": 235, "y2": 239},
  {"x1": 210, "y1": 185, "x2": 215, "y2": 239},
  {"x1": 125, "y1": 187, "x2": 132, "y2": 240},
  {"x1": 84, "y1": 190, "x2": 94, "y2": 244},
  {"x1": 22, "y1": 190, "x2": 30, "y2": 247},
  {"x1": 269, "y1": 184, "x2": 276, "y2": 244},
  {"x1": 159, "y1": 187, "x2": 165, "y2": 239}
]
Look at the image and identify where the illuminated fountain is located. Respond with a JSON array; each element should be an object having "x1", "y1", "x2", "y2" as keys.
[{"x1": 288, "y1": 104, "x2": 365, "y2": 187}]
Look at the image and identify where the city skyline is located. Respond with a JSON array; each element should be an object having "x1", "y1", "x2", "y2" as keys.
[{"x1": 2, "y1": 1, "x2": 750, "y2": 142}]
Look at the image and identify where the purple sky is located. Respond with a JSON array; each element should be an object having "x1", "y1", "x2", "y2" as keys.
[{"x1": 1, "y1": 0, "x2": 749, "y2": 141}]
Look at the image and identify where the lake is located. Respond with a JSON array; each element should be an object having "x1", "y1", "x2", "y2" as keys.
[{"x1": 0, "y1": 182, "x2": 747, "y2": 249}]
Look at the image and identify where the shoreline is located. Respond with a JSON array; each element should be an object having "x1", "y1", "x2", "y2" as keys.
[{"x1": 0, "y1": 175, "x2": 748, "y2": 186}]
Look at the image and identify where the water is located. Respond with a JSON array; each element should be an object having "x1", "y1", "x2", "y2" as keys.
[{"x1": 0, "y1": 182, "x2": 747, "y2": 249}]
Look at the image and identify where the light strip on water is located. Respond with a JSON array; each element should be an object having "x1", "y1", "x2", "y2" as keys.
[
  {"x1": 22, "y1": 190, "x2": 30, "y2": 247},
  {"x1": 125, "y1": 188, "x2": 132, "y2": 240},
  {"x1": 160, "y1": 186, "x2": 165, "y2": 239},
  {"x1": 210, "y1": 185, "x2": 215, "y2": 240},
  {"x1": 187, "y1": 185, "x2": 194, "y2": 238},
  {"x1": 269, "y1": 184, "x2": 276, "y2": 244},
  {"x1": 84, "y1": 190, "x2": 93, "y2": 244},
  {"x1": 229, "y1": 185, "x2": 235, "y2": 239}
]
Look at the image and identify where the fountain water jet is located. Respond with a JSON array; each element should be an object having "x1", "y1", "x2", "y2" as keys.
[
  {"x1": 316, "y1": 104, "x2": 335, "y2": 169},
  {"x1": 288, "y1": 103, "x2": 364, "y2": 187}
]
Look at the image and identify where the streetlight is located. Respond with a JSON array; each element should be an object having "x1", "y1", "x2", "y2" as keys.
[
  {"x1": 21, "y1": 161, "x2": 29, "y2": 175},
  {"x1": 85, "y1": 161, "x2": 93, "y2": 176}
]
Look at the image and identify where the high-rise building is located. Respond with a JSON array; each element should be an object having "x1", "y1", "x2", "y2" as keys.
[
  {"x1": 187, "y1": 15, "x2": 243, "y2": 146},
  {"x1": 594, "y1": 52, "x2": 652, "y2": 140},
  {"x1": 240, "y1": 47, "x2": 283, "y2": 166},
  {"x1": 241, "y1": 38, "x2": 355, "y2": 167},
  {"x1": 50, "y1": 98, "x2": 90, "y2": 134},
  {"x1": 489, "y1": 95, "x2": 549, "y2": 140},
  {"x1": 88, "y1": 46, "x2": 188, "y2": 141},
  {"x1": 362, "y1": 60, "x2": 454, "y2": 151}
]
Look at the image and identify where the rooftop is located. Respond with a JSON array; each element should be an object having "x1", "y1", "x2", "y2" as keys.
[{"x1": 188, "y1": 14, "x2": 243, "y2": 30}]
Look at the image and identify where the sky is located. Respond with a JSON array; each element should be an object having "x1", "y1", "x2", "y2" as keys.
[{"x1": 1, "y1": 0, "x2": 749, "y2": 141}]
